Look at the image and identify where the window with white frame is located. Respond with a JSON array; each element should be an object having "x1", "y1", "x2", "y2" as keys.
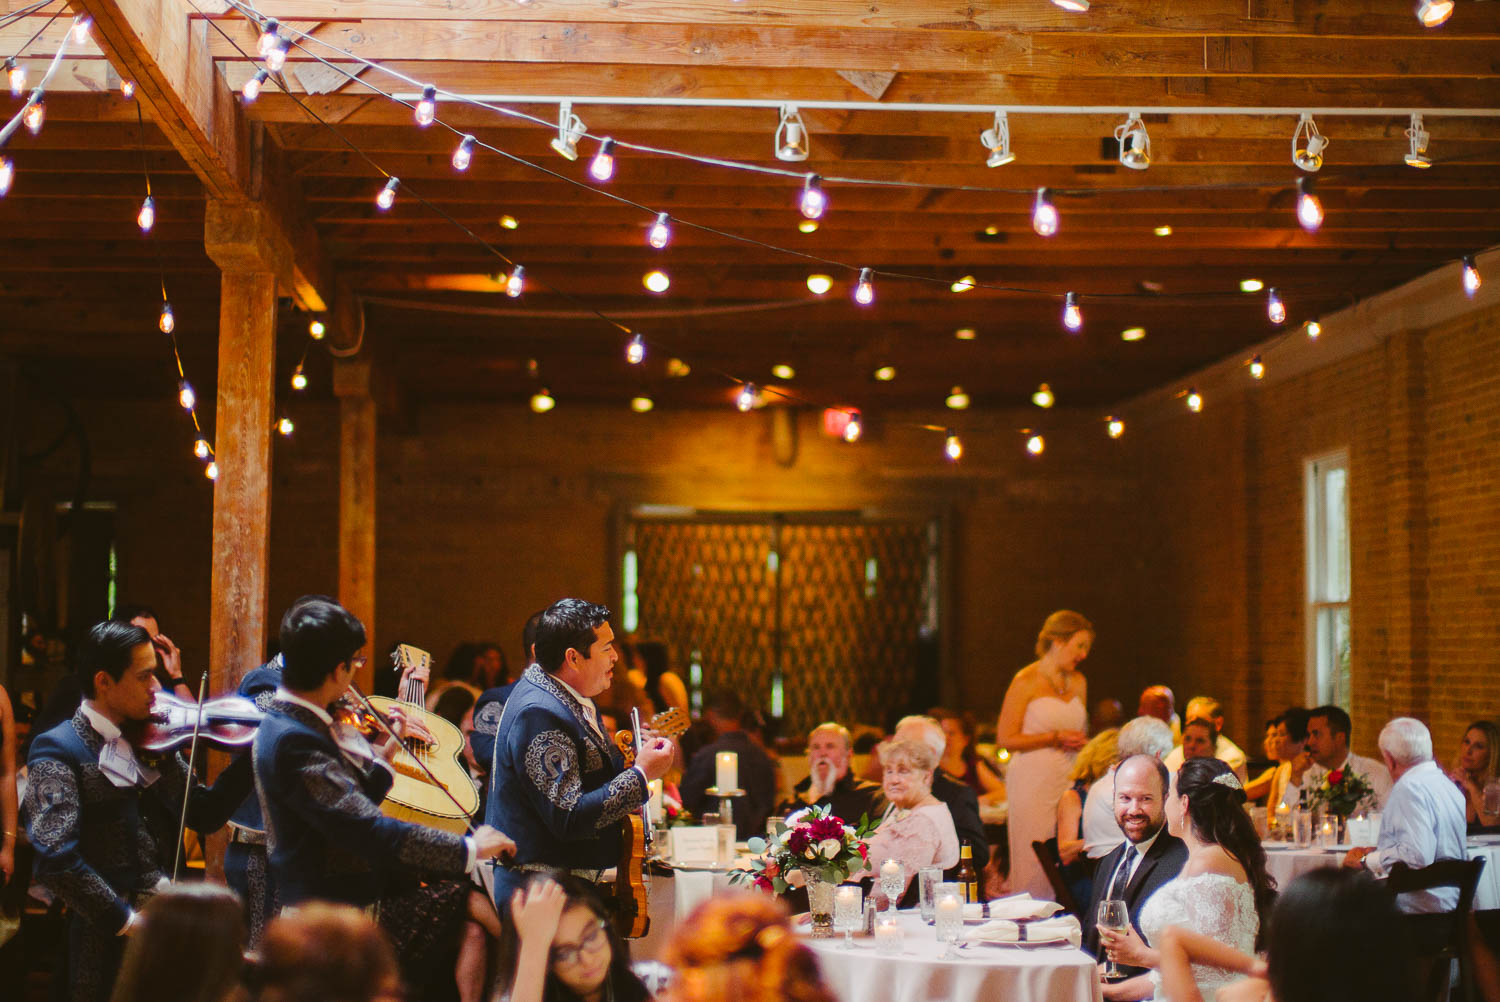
[{"x1": 1305, "y1": 451, "x2": 1351, "y2": 709}]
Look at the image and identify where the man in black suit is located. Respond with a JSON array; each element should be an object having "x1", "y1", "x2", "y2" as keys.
[{"x1": 1082, "y1": 754, "x2": 1188, "y2": 1001}]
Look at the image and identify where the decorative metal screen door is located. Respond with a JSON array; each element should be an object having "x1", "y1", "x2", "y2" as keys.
[{"x1": 622, "y1": 511, "x2": 940, "y2": 736}]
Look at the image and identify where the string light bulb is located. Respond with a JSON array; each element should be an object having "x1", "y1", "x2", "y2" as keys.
[
  {"x1": 121, "y1": 80, "x2": 135, "y2": 100},
  {"x1": 647, "y1": 212, "x2": 671, "y2": 249},
  {"x1": 643, "y1": 270, "x2": 670, "y2": 293},
  {"x1": 0, "y1": 156, "x2": 12, "y2": 197},
  {"x1": 1032, "y1": 187, "x2": 1058, "y2": 236},
  {"x1": 1463, "y1": 256, "x2": 1482, "y2": 297},
  {"x1": 1292, "y1": 113, "x2": 1328, "y2": 172},
  {"x1": 772, "y1": 364, "x2": 796, "y2": 380},
  {"x1": 5, "y1": 59, "x2": 24, "y2": 98},
  {"x1": 630, "y1": 396, "x2": 654, "y2": 413},
  {"x1": 158, "y1": 301, "x2": 174, "y2": 334},
  {"x1": 550, "y1": 102, "x2": 586, "y2": 160},
  {"x1": 1249, "y1": 355, "x2": 1266, "y2": 379},
  {"x1": 946, "y1": 386, "x2": 970, "y2": 410},
  {"x1": 1115, "y1": 111, "x2": 1151, "y2": 170},
  {"x1": 1186, "y1": 387, "x2": 1203, "y2": 413},
  {"x1": 450, "y1": 134, "x2": 476, "y2": 171},
  {"x1": 242, "y1": 70, "x2": 267, "y2": 102},
  {"x1": 625, "y1": 334, "x2": 646, "y2": 365},
  {"x1": 414, "y1": 85, "x2": 437, "y2": 126},
  {"x1": 589, "y1": 138, "x2": 617, "y2": 182},
  {"x1": 1106, "y1": 416, "x2": 1125, "y2": 439},
  {"x1": 944, "y1": 430, "x2": 963, "y2": 462},
  {"x1": 873, "y1": 365, "x2": 896, "y2": 381},
  {"x1": 842, "y1": 410, "x2": 863, "y2": 443},
  {"x1": 951, "y1": 275, "x2": 976, "y2": 293},
  {"x1": 530, "y1": 388, "x2": 555, "y2": 413},
  {"x1": 291, "y1": 367, "x2": 308, "y2": 390},
  {"x1": 806, "y1": 274, "x2": 833, "y2": 295},
  {"x1": 258, "y1": 18, "x2": 281, "y2": 55},
  {"x1": 500, "y1": 215, "x2": 519, "y2": 230},
  {"x1": 853, "y1": 268, "x2": 875, "y2": 305},
  {"x1": 1026, "y1": 434, "x2": 1045, "y2": 456},
  {"x1": 72, "y1": 15, "x2": 91, "y2": 43},
  {"x1": 980, "y1": 110, "x2": 1015, "y2": 167},
  {"x1": 205, "y1": 461, "x2": 219, "y2": 480},
  {"x1": 137, "y1": 196, "x2": 155, "y2": 233},
  {"x1": 194, "y1": 438, "x2": 211, "y2": 460},
  {"x1": 178, "y1": 380, "x2": 196, "y2": 410},
  {"x1": 265, "y1": 36, "x2": 288, "y2": 73},
  {"x1": 1032, "y1": 383, "x2": 1055, "y2": 408},
  {"x1": 23, "y1": 95, "x2": 44, "y2": 135},
  {"x1": 309, "y1": 319, "x2": 326, "y2": 339},
  {"x1": 775, "y1": 105, "x2": 810, "y2": 162},
  {"x1": 376, "y1": 177, "x2": 399, "y2": 211},
  {"x1": 1404, "y1": 113, "x2": 1432, "y2": 168},
  {"x1": 277, "y1": 416, "x2": 295, "y2": 437},
  {"x1": 1267, "y1": 287, "x2": 1286, "y2": 325},
  {"x1": 1305, "y1": 319, "x2": 1322, "y2": 339},
  {"x1": 1416, "y1": 0, "x2": 1454, "y2": 26},
  {"x1": 798, "y1": 219, "x2": 819, "y2": 234},
  {"x1": 799, "y1": 173, "x2": 827, "y2": 220},
  {"x1": 1296, "y1": 176, "x2": 1324, "y2": 232},
  {"x1": 736, "y1": 383, "x2": 758, "y2": 412},
  {"x1": 506, "y1": 265, "x2": 525, "y2": 298},
  {"x1": 1062, "y1": 292, "x2": 1082, "y2": 332}
]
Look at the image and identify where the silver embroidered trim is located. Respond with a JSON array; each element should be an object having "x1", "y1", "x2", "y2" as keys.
[{"x1": 525, "y1": 729, "x2": 582, "y2": 809}]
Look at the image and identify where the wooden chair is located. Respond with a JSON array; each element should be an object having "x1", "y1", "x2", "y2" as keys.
[
  {"x1": 1031, "y1": 839, "x2": 1083, "y2": 917},
  {"x1": 1388, "y1": 856, "x2": 1486, "y2": 1002}
]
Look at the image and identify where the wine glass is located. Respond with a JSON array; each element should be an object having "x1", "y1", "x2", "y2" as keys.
[
  {"x1": 1097, "y1": 898, "x2": 1130, "y2": 980},
  {"x1": 878, "y1": 858, "x2": 905, "y2": 913},
  {"x1": 834, "y1": 886, "x2": 863, "y2": 947},
  {"x1": 934, "y1": 883, "x2": 964, "y2": 959}
]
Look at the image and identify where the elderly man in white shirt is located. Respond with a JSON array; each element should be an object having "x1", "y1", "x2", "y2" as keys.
[
  {"x1": 1280, "y1": 704, "x2": 1393, "y2": 810},
  {"x1": 1343, "y1": 717, "x2": 1467, "y2": 913},
  {"x1": 1082, "y1": 715, "x2": 1175, "y2": 860}
]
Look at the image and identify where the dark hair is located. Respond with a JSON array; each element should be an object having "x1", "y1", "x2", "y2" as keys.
[
  {"x1": 278, "y1": 596, "x2": 366, "y2": 691},
  {"x1": 523, "y1": 608, "x2": 547, "y2": 666},
  {"x1": 432, "y1": 685, "x2": 477, "y2": 729},
  {"x1": 666, "y1": 892, "x2": 838, "y2": 1002},
  {"x1": 498, "y1": 872, "x2": 648, "y2": 1002},
  {"x1": 255, "y1": 902, "x2": 400, "y2": 1002},
  {"x1": 634, "y1": 639, "x2": 671, "y2": 709},
  {"x1": 1175, "y1": 757, "x2": 1276, "y2": 942},
  {"x1": 705, "y1": 688, "x2": 748, "y2": 725},
  {"x1": 1310, "y1": 704, "x2": 1352, "y2": 740},
  {"x1": 113, "y1": 603, "x2": 159, "y2": 628},
  {"x1": 108, "y1": 884, "x2": 245, "y2": 1002},
  {"x1": 1282, "y1": 707, "x2": 1310, "y2": 743},
  {"x1": 1266, "y1": 869, "x2": 1413, "y2": 1002},
  {"x1": 1182, "y1": 717, "x2": 1219, "y2": 749},
  {"x1": 1264, "y1": 714, "x2": 1284, "y2": 731},
  {"x1": 534, "y1": 599, "x2": 612, "y2": 675},
  {"x1": 1114, "y1": 752, "x2": 1170, "y2": 796},
  {"x1": 79, "y1": 620, "x2": 153, "y2": 698}
]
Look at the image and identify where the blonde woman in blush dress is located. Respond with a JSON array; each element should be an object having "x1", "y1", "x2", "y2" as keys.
[{"x1": 996, "y1": 610, "x2": 1093, "y2": 899}]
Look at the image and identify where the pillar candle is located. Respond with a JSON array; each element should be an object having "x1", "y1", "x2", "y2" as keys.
[
  {"x1": 648, "y1": 779, "x2": 664, "y2": 824},
  {"x1": 716, "y1": 751, "x2": 739, "y2": 791}
]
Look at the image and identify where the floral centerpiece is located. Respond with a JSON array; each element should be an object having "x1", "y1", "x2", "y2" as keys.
[
  {"x1": 730, "y1": 805, "x2": 878, "y2": 937},
  {"x1": 1306, "y1": 766, "x2": 1378, "y2": 820}
]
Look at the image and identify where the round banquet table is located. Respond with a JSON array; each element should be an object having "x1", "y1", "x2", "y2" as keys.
[
  {"x1": 802, "y1": 911, "x2": 1103, "y2": 1002},
  {"x1": 1262, "y1": 837, "x2": 1500, "y2": 909}
]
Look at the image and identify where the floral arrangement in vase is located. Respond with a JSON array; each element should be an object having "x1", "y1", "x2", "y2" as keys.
[
  {"x1": 730, "y1": 805, "x2": 878, "y2": 936},
  {"x1": 1307, "y1": 766, "x2": 1378, "y2": 819}
]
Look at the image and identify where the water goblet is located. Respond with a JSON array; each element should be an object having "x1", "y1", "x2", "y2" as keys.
[
  {"x1": 834, "y1": 886, "x2": 863, "y2": 947},
  {"x1": 934, "y1": 883, "x2": 964, "y2": 959}
]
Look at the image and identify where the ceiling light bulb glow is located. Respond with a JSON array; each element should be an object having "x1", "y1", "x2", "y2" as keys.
[
  {"x1": 648, "y1": 212, "x2": 671, "y2": 249},
  {"x1": 1154, "y1": 224, "x2": 1172, "y2": 237},
  {"x1": 798, "y1": 219, "x2": 819, "y2": 234},
  {"x1": 506, "y1": 265, "x2": 525, "y2": 297},
  {"x1": 946, "y1": 386, "x2": 970, "y2": 410},
  {"x1": 1062, "y1": 292, "x2": 1082, "y2": 332},
  {"x1": 309, "y1": 319, "x2": 326, "y2": 339},
  {"x1": 1032, "y1": 383, "x2": 1055, "y2": 409},
  {"x1": 1107, "y1": 417, "x2": 1125, "y2": 439},
  {"x1": 178, "y1": 380, "x2": 196, "y2": 410},
  {"x1": 121, "y1": 80, "x2": 135, "y2": 100},
  {"x1": 954, "y1": 328, "x2": 977, "y2": 341},
  {"x1": 194, "y1": 438, "x2": 211, "y2": 460},
  {"x1": 1186, "y1": 388, "x2": 1203, "y2": 413},
  {"x1": 1463, "y1": 256, "x2": 1482, "y2": 297},
  {"x1": 842, "y1": 411, "x2": 863, "y2": 443},
  {"x1": 1249, "y1": 355, "x2": 1266, "y2": 379},
  {"x1": 806, "y1": 274, "x2": 833, "y2": 295},
  {"x1": 626, "y1": 334, "x2": 646, "y2": 365},
  {"x1": 376, "y1": 177, "x2": 399, "y2": 211},
  {"x1": 630, "y1": 396, "x2": 654, "y2": 413},
  {"x1": 530, "y1": 389, "x2": 555, "y2": 413},
  {"x1": 643, "y1": 270, "x2": 670, "y2": 293},
  {"x1": 291, "y1": 368, "x2": 308, "y2": 390},
  {"x1": 137, "y1": 195, "x2": 155, "y2": 232},
  {"x1": 415, "y1": 85, "x2": 437, "y2": 126},
  {"x1": 1305, "y1": 320, "x2": 1322, "y2": 339},
  {"x1": 1292, "y1": 113, "x2": 1328, "y2": 172},
  {"x1": 278, "y1": 416, "x2": 295, "y2": 436},
  {"x1": 771, "y1": 364, "x2": 796, "y2": 381},
  {"x1": 589, "y1": 138, "x2": 616, "y2": 182},
  {"x1": 452, "y1": 135, "x2": 475, "y2": 171},
  {"x1": 873, "y1": 366, "x2": 896, "y2": 382},
  {"x1": 666, "y1": 358, "x2": 690, "y2": 378},
  {"x1": 799, "y1": 173, "x2": 826, "y2": 220},
  {"x1": 736, "y1": 383, "x2": 757, "y2": 412},
  {"x1": 23, "y1": 97, "x2": 44, "y2": 135},
  {"x1": 1417, "y1": 0, "x2": 1454, "y2": 26},
  {"x1": 1296, "y1": 176, "x2": 1324, "y2": 232},
  {"x1": 944, "y1": 431, "x2": 963, "y2": 462},
  {"x1": 1121, "y1": 327, "x2": 1146, "y2": 342},
  {"x1": 242, "y1": 70, "x2": 267, "y2": 102},
  {"x1": 1026, "y1": 434, "x2": 1045, "y2": 456},
  {"x1": 6, "y1": 60, "x2": 26, "y2": 98},
  {"x1": 499, "y1": 215, "x2": 519, "y2": 230},
  {"x1": 158, "y1": 301, "x2": 174, "y2": 334},
  {"x1": 0, "y1": 157, "x2": 12, "y2": 197},
  {"x1": 1267, "y1": 287, "x2": 1286, "y2": 325},
  {"x1": 1240, "y1": 278, "x2": 1264, "y2": 293},
  {"x1": 853, "y1": 268, "x2": 875, "y2": 305},
  {"x1": 265, "y1": 37, "x2": 288, "y2": 73},
  {"x1": 205, "y1": 461, "x2": 219, "y2": 480},
  {"x1": 1032, "y1": 187, "x2": 1058, "y2": 237},
  {"x1": 951, "y1": 275, "x2": 976, "y2": 293},
  {"x1": 258, "y1": 19, "x2": 280, "y2": 55}
]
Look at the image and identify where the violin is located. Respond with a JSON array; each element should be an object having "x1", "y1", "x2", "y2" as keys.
[{"x1": 129, "y1": 690, "x2": 262, "y2": 754}]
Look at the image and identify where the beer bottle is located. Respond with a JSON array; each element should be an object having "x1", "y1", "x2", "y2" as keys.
[{"x1": 955, "y1": 840, "x2": 980, "y2": 903}]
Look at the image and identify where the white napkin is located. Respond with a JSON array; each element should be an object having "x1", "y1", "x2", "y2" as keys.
[
  {"x1": 966, "y1": 914, "x2": 1081, "y2": 947},
  {"x1": 984, "y1": 893, "x2": 1065, "y2": 921}
]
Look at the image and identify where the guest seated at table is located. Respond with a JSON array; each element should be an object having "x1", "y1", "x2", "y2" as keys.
[
  {"x1": 500, "y1": 873, "x2": 653, "y2": 1002},
  {"x1": 662, "y1": 892, "x2": 836, "y2": 1002},
  {"x1": 930, "y1": 707, "x2": 1005, "y2": 803},
  {"x1": 775, "y1": 722, "x2": 881, "y2": 824},
  {"x1": 1280, "y1": 705, "x2": 1392, "y2": 810},
  {"x1": 887, "y1": 715, "x2": 989, "y2": 878},
  {"x1": 680, "y1": 690, "x2": 777, "y2": 840},
  {"x1": 1081, "y1": 754, "x2": 1188, "y2": 999},
  {"x1": 1154, "y1": 868, "x2": 1416, "y2": 1002},
  {"x1": 1137, "y1": 686, "x2": 1181, "y2": 742},
  {"x1": 1052, "y1": 725, "x2": 1120, "y2": 907},
  {"x1": 1447, "y1": 718, "x2": 1500, "y2": 828},
  {"x1": 1165, "y1": 697, "x2": 1248, "y2": 783},
  {"x1": 858, "y1": 738, "x2": 959, "y2": 907},
  {"x1": 1243, "y1": 716, "x2": 1284, "y2": 804},
  {"x1": 1342, "y1": 717, "x2": 1467, "y2": 914},
  {"x1": 1098, "y1": 758, "x2": 1274, "y2": 1002},
  {"x1": 1246, "y1": 709, "x2": 1306, "y2": 810},
  {"x1": 1082, "y1": 716, "x2": 1175, "y2": 862}
]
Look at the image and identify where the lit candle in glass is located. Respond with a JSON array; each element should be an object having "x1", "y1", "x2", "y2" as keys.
[
  {"x1": 716, "y1": 751, "x2": 739, "y2": 791},
  {"x1": 875, "y1": 916, "x2": 903, "y2": 954},
  {"x1": 648, "y1": 779, "x2": 664, "y2": 824}
]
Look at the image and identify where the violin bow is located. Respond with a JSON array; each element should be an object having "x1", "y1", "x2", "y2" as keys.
[{"x1": 171, "y1": 672, "x2": 211, "y2": 882}]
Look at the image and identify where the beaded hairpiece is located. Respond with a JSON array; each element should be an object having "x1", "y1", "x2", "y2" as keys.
[{"x1": 1212, "y1": 771, "x2": 1243, "y2": 790}]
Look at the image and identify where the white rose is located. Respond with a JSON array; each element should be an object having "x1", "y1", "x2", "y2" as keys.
[{"x1": 819, "y1": 838, "x2": 842, "y2": 858}]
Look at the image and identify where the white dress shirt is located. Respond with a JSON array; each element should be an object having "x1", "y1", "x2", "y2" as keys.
[
  {"x1": 1163, "y1": 735, "x2": 1249, "y2": 783},
  {"x1": 1083, "y1": 772, "x2": 1125, "y2": 860},
  {"x1": 1280, "y1": 750, "x2": 1393, "y2": 811},
  {"x1": 1364, "y1": 759, "x2": 1468, "y2": 914}
]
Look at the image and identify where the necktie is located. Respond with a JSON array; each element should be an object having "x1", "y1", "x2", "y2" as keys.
[{"x1": 1108, "y1": 843, "x2": 1139, "y2": 899}]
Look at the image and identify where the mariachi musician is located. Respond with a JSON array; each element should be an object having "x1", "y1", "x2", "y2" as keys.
[
  {"x1": 252, "y1": 595, "x2": 515, "y2": 996},
  {"x1": 486, "y1": 598, "x2": 674, "y2": 911},
  {"x1": 23, "y1": 620, "x2": 253, "y2": 1002}
]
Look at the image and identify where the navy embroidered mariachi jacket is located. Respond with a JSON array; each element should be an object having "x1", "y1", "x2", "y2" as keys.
[
  {"x1": 486, "y1": 665, "x2": 646, "y2": 876},
  {"x1": 252, "y1": 696, "x2": 470, "y2": 909}
]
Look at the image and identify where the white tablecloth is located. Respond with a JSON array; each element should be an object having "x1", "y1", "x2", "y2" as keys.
[
  {"x1": 804, "y1": 911, "x2": 1102, "y2": 1002},
  {"x1": 1262, "y1": 839, "x2": 1500, "y2": 909}
]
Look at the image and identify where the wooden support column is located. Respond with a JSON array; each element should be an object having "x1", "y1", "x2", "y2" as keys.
[{"x1": 334, "y1": 358, "x2": 377, "y2": 693}]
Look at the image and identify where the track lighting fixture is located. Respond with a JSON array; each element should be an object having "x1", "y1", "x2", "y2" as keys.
[
  {"x1": 1292, "y1": 113, "x2": 1328, "y2": 172},
  {"x1": 1115, "y1": 112, "x2": 1151, "y2": 170},
  {"x1": 775, "y1": 105, "x2": 810, "y2": 162},
  {"x1": 980, "y1": 110, "x2": 1015, "y2": 167},
  {"x1": 1416, "y1": 0, "x2": 1454, "y2": 26},
  {"x1": 1404, "y1": 114, "x2": 1432, "y2": 168},
  {"x1": 550, "y1": 102, "x2": 586, "y2": 161}
]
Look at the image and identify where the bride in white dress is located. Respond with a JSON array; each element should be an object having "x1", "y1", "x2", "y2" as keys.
[{"x1": 1101, "y1": 757, "x2": 1276, "y2": 1002}]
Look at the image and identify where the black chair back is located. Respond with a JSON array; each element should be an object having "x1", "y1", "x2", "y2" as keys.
[
  {"x1": 1387, "y1": 856, "x2": 1486, "y2": 1002},
  {"x1": 1031, "y1": 839, "x2": 1083, "y2": 917}
]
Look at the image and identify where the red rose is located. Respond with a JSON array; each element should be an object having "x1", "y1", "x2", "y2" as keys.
[{"x1": 1328, "y1": 769, "x2": 1345, "y2": 785}]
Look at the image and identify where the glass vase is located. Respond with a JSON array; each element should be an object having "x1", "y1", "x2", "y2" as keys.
[{"x1": 805, "y1": 869, "x2": 835, "y2": 938}]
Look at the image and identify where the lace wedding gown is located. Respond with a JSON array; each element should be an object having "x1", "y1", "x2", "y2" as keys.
[{"x1": 1139, "y1": 872, "x2": 1258, "y2": 1002}]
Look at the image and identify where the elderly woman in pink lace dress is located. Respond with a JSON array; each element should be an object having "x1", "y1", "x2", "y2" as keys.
[{"x1": 856, "y1": 739, "x2": 960, "y2": 907}]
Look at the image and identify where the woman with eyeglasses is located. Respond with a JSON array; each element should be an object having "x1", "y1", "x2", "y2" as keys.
[{"x1": 499, "y1": 872, "x2": 653, "y2": 1002}]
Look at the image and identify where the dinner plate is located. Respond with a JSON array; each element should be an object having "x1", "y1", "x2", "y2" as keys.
[{"x1": 971, "y1": 935, "x2": 1073, "y2": 948}]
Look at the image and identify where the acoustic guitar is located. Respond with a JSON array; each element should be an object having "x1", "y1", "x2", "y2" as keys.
[
  {"x1": 367, "y1": 644, "x2": 481, "y2": 835},
  {"x1": 614, "y1": 706, "x2": 689, "y2": 938}
]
